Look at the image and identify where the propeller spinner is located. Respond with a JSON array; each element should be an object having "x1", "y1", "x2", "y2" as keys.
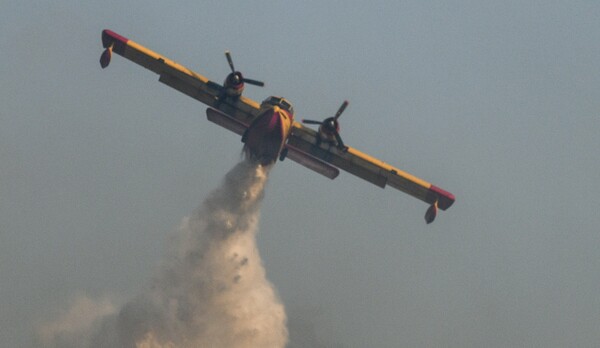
[
  {"x1": 223, "y1": 51, "x2": 264, "y2": 98},
  {"x1": 303, "y1": 100, "x2": 349, "y2": 150}
]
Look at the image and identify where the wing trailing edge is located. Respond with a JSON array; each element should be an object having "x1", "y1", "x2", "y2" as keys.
[
  {"x1": 285, "y1": 145, "x2": 340, "y2": 180},
  {"x1": 206, "y1": 108, "x2": 247, "y2": 136}
]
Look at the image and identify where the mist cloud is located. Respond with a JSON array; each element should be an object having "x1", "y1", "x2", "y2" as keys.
[{"x1": 35, "y1": 161, "x2": 288, "y2": 347}]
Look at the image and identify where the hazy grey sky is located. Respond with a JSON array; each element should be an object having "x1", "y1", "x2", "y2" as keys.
[{"x1": 1, "y1": 1, "x2": 599, "y2": 347}]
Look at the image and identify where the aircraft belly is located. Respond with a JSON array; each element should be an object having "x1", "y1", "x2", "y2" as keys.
[{"x1": 244, "y1": 111, "x2": 289, "y2": 165}]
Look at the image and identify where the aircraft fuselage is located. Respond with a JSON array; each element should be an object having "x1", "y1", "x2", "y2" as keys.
[{"x1": 243, "y1": 105, "x2": 294, "y2": 165}]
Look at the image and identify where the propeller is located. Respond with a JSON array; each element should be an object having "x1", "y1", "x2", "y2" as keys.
[
  {"x1": 302, "y1": 100, "x2": 349, "y2": 149},
  {"x1": 224, "y1": 51, "x2": 264, "y2": 87}
]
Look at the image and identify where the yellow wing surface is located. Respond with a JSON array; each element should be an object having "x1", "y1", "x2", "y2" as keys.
[
  {"x1": 287, "y1": 124, "x2": 455, "y2": 212},
  {"x1": 101, "y1": 30, "x2": 341, "y2": 180},
  {"x1": 100, "y1": 29, "x2": 455, "y2": 222},
  {"x1": 101, "y1": 29, "x2": 260, "y2": 127}
]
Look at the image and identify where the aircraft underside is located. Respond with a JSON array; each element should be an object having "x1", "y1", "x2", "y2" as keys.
[{"x1": 243, "y1": 109, "x2": 289, "y2": 165}]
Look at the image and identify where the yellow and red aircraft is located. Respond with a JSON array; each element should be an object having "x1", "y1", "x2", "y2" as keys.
[{"x1": 99, "y1": 30, "x2": 455, "y2": 223}]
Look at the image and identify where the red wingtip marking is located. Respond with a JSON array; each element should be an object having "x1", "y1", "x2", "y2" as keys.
[
  {"x1": 101, "y1": 30, "x2": 128, "y2": 55},
  {"x1": 102, "y1": 29, "x2": 128, "y2": 46},
  {"x1": 429, "y1": 185, "x2": 455, "y2": 210}
]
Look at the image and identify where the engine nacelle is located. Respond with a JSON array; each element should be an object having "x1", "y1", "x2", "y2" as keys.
[
  {"x1": 221, "y1": 51, "x2": 263, "y2": 99},
  {"x1": 223, "y1": 72, "x2": 245, "y2": 97}
]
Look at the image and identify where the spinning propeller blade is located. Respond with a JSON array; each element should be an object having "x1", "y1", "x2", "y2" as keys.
[
  {"x1": 242, "y1": 78, "x2": 265, "y2": 87},
  {"x1": 225, "y1": 50, "x2": 235, "y2": 73},
  {"x1": 334, "y1": 132, "x2": 345, "y2": 149},
  {"x1": 302, "y1": 100, "x2": 349, "y2": 125},
  {"x1": 301, "y1": 119, "x2": 323, "y2": 125},
  {"x1": 334, "y1": 100, "x2": 349, "y2": 120},
  {"x1": 302, "y1": 100, "x2": 350, "y2": 150},
  {"x1": 224, "y1": 51, "x2": 264, "y2": 87}
]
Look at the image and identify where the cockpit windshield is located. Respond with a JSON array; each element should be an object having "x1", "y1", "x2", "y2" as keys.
[{"x1": 261, "y1": 96, "x2": 294, "y2": 116}]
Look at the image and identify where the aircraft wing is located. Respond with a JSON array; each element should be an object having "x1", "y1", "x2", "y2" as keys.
[
  {"x1": 287, "y1": 123, "x2": 455, "y2": 222},
  {"x1": 205, "y1": 108, "x2": 340, "y2": 180},
  {"x1": 100, "y1": 29, "x2": 261, "y2": 127}
]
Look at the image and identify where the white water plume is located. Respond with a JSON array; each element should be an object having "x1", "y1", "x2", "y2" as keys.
[{"x1": 36, "y1": 160, "x2": 288, "y2": 348}]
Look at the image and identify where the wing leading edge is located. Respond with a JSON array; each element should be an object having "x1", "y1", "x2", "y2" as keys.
[
  {"x1": 100, "y1": 29, "x2": 260, "y2": 127},
  {"x1": 288, "y1": 124, "x2": 455, "y2": 223},
  {"x1": 206, "y1": 108, "x2": 339, "y2": 180},
  {"x1": 100, "y1": 29, "x2": 455, "y2": 223}
]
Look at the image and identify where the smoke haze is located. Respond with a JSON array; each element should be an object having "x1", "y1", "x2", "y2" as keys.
[{"x1": 35, "y1": 161, "x2": 288, "y2": 347}]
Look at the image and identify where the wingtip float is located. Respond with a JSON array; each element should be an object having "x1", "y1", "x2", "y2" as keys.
[
  {"x1": 99, "y1": 45, "x2": 112, "y2": 68},
  {"x1": 99, "y1": 29, "x2": 455, "y2": 224},
  {"x1": 100, "y1": 29, "x2": 131, "y2": 68},
  {"x1": 425, "y1": 202, "x2": 438, "y2": 224}
]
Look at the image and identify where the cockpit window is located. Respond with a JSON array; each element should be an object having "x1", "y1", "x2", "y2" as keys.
[
  {"x1": 262, "y1": 96, "x2": 294, "y2": 116},
  {"x1": 280, "y1": 99, "x2": 291, "y2": 110}
]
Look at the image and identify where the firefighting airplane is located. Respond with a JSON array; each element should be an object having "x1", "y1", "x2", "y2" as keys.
[{"x1": 99, "y1": 30, "x2": 455, "y2": 223}]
